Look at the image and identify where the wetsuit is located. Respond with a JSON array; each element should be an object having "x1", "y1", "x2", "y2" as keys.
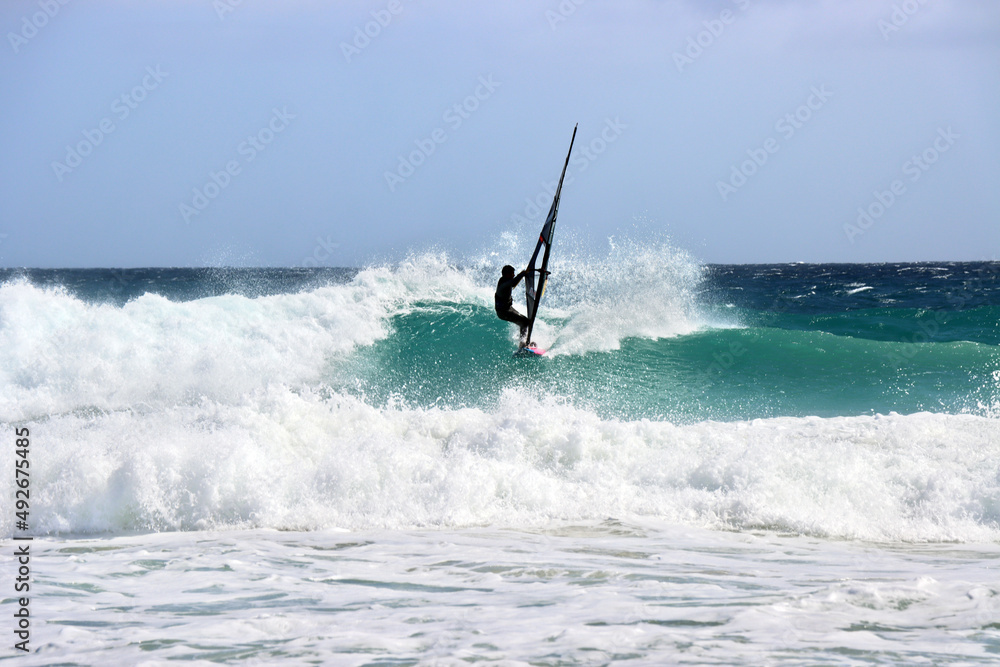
[{"x1": 495, "y1": 271, "x2": 530, "y2": 341}]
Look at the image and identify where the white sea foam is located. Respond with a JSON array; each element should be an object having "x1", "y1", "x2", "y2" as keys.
[
  {"x1": 0, "y1": 257, "x2": 487, "y2": 421},
  {"x1": 543, "y1": 240, "x2": 707, "y2": 354},
  {"x1": 4, "y1": 382, "x2": 998, "y2": 541},
  {"x1": 6, "y1": 526, "x2": 998, "y2": 665}
]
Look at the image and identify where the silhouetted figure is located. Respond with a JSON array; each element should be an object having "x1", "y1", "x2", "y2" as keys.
[{"x1": 495, "y1": 264, "x2": 530, "y2": 345}]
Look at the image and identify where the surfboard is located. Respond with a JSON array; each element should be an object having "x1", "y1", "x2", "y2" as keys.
[
  {"x1": 515, "y1": 345, "x2": 546, "y2": 356},
  {"x1": 518, "y1": 124, "x2": 577, "y2": 357}
]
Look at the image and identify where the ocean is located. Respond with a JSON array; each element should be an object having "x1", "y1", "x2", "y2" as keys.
[{"x1": 2, "y1": 248, "x2": 999, "y2": 665}]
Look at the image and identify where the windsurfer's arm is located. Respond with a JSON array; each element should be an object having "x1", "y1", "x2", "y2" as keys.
[
  {"x1": 497, "y1": 270, "x2": 529, "y2": 294},
  {"x1": 501, "y1": 271, "x2": 527, "y2": 290}
]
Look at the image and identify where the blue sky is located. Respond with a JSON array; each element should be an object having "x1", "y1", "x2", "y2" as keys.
[{"x1": 1, "y1": 0, "x2": 998, "y2": 267}]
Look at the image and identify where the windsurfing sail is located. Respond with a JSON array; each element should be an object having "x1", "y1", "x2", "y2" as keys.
[{"x1": 524, "y1": 124, "x2": 577, "y2": 346}]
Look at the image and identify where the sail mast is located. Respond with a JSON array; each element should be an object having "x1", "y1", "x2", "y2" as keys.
[{"x1": 524, "y1": 124, "x2": 577, "y2": 345}]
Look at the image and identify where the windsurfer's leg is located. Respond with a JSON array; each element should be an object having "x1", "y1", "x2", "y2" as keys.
[
  {"x1": 511, "y1": 311, "x2": 531, "y2": 345},
  {"x1": 497, "y1": 308, "x2": 531, "y2": 343},
  {"x1": 496, "y1": 307, "x2": 528, "y2": 325}
]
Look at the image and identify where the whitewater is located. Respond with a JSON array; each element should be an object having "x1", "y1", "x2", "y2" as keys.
[{"x1": 1, "y1": 248, "x2": 998, "y2": 664}]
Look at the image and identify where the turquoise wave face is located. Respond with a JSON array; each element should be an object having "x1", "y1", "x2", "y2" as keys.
[
  {"x1": 330, "y1": 302, "x2": 1000, "y2": 422},
  {"x1": 3, "y1": 261, "x2": 998, "y2": 424},
  {"x1": 735, "y1": 305, "x2": 1000, "y2": 346}
]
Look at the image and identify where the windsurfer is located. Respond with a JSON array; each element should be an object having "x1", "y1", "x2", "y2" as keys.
[{"x1": 495, "y1": 264, "x2": 531, "y2": 344}]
